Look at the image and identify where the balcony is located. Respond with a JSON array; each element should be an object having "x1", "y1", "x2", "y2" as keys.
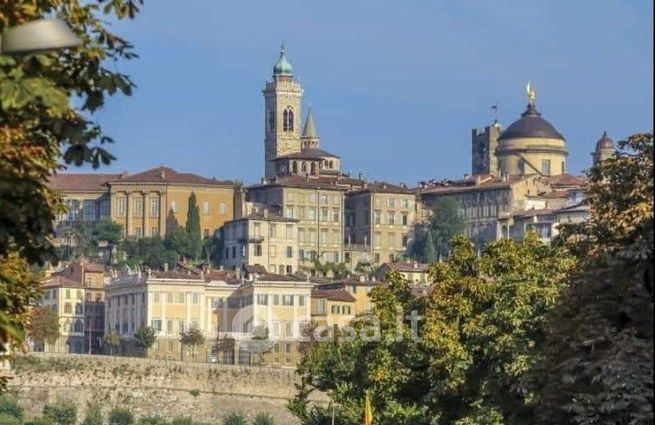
[{"x1": 238, "y1": 236, "x2": 265, "y2": 243}]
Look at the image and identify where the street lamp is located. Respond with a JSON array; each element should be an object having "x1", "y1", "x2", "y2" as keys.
[{"x1": 0, "y1": 18, "x2": 81, "y2": 55}]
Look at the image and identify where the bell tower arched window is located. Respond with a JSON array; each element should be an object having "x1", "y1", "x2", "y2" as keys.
[
  {"x1": 283, "y1": 107, "x2": 294, "y2": 132},
  {"x1": 268, "y1": 109, "x2": 275, "y2": 132}
]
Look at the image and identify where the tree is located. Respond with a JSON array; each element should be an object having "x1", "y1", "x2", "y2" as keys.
[
  {"x1": 185, "y1": 192, "x2": 202, "y2": 260},
  {"x1": 0, "y1": 0, "x2": 142, "y2": 386},
  {"x1": 94, "y1": 220, "x2": 124, "y2": 265},
  {"x1": 0, "y1": 393, "x2": 24, "y2": 421},
  {"x1": 180, "y1": 324, "x2": 205, "y2": 362},
  {"x1": 291, "y1": 234, "x2": 573, "y2": 424},
  {"x1": 165, "y1": 227, "x2": 194, "y2": 262},
  {"x1": 43, "y1": 399, "x2": 77, "y2": 425},
  {"x1": 28, "y1": 306, "x2": 61, "y2": 351},
  {"x1": 408, "y1": 196, "x2": 464, "y2": 262},
  {"x1": 104, "y1": 329, "x2": 121, "y2": 356},
  {"x1": 133, "y1": 324, "x2": 156, "y2": 357},
  {"x1": 423, "y1": 230, "x2": 435, "y2": 263},
  {"x1": 531, "y1": 133, "x2": 653, "y2": 424},
  {"x1": 0, "y1": 253, "x2": 42, "y2": 388}
]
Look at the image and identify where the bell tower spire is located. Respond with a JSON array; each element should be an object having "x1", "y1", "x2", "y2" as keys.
[{"x1": 263, "y1": 44, "x2": 303, "y2": 179}]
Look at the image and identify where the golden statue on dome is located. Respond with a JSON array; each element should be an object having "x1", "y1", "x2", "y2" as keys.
[{"x1": 526, "y1": 81, "x2": 536, "y2": 105}]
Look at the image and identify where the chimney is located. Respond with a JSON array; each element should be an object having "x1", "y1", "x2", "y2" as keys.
[
  {"x1": 413, "y1": 261, "x2": 418, "y2": 269},
  {"x1": 475, "y1": 175, "x2": 482, "y2": 185},
  {"x1": 160, "y1": 168, "x2": 166, "y2": 179},
  {"x1": 163, "y1": 263, "x2": 169, "y2": 272},
  {"x1": 263, "y1": 209, "x2": 269, "y2": 218}
]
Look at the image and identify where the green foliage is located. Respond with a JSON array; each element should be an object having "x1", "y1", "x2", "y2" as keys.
[
  {"x1": 409, "y1": 196, "x2": 465, "y2": 262},
  {"x1": 104, "y1": 328, "x2": 121, "y2": 355},
  {"x1": 43, "y1": 399, "x2": 77, "y2": 425},
  {"x1": 24, "y1": 417, "x2": 55, "y2": 425},
  {"x1": 94, "y1": 220, "x2": 124, "y2": 264},
  {"x1": 0, "y1": 392, "x2": 23, "y2": 420},
  {"x1": 122, "y1": 236, "x2": 179, "y2": 270},
  {"x1": 133, "y1": 324, "x2": 156, "y2": 356},
  {"x1": 28, "y1": 306, "x2": 61, "y2": 347},
  {"x1": 0, "y1": 252, "x2": 43, "y2": 388},
  {"x1": 185, "y1": 192, "x2": 202, "y2": 260},
  {"x1": 81, "y1": 403, "x2": 103, "y2": 425},
  {"x1": 532, "y1": 133, "x2": 654, "y2": 424},
  {"x1": 189, "y1": 389, "x2": 201, "y2": 397},
  {"x1": 222, "y1": 412, "x2": 247, "y2": 425},
  {"x1": 109, "y1": 407, "x2": 135, "y2": 425},
  {"x1": 180, "y1": 324, "x2": 205, "y2": 361},
  {"x1": 0, "y1": 412, "x2": 22, "y2": 425},
  {"x1": 0, "y1": 0, "x2": 141, "y2": 387},
  {"x1": 292, "y1": 234, "x2": 573, "y2": 424},
  {"x1": 137, "y1": 416, "x2": 167, "y2": 425},
  {"x1": 252, "y1": 412, "x2": 275, "y2": 425}
]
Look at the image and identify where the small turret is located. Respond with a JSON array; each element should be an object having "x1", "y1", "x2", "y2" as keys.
[
  {"x1": 592, "y1": 131, "x2": 616, "y2": 165},
  {"x1": 301, "y1": 107, "x2": 320, "y2": 149}
]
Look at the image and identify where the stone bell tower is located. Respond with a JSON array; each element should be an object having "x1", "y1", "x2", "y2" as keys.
[{"x1": 263, "y1": 44, "x2": 303, "y2": 179}]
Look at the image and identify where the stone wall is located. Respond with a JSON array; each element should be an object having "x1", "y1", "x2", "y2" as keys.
[{"x1": 8, "y1": 353, "x2": 325, "y2": 424}]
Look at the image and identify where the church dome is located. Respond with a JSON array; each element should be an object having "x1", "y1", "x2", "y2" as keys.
[
  {"x1": 273, "y1": 45, "x2": 293, "y2": 76},
  {"x1": 498, "y1": 103, "x2": 564, "y2": 142},
  {"x1": 596, "y1": 131, "x2": 615, "y2": 150}
]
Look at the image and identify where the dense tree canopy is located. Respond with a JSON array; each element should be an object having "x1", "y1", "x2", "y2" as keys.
[
  {"x1": 292, "y1": 234, "x2": 573, "y2": 424},
  {"x1": 28, "y1": 306, "x2": 60, "y2": 349},
  {"x1": 185, "y1": 193, "x2": 202, "y2": 260},
  {"x1": 409, "y1": 196, "x2": 465, "y2": 263},
  {"x1": 0, "y1": 0, "x2": 141, "y2": 387},
  {"x1": 531, "y1": 133, "x2": 653, "y2": 424}
]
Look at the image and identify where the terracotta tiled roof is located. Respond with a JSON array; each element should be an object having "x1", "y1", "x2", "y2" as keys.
[
  {"x1": 229, "y1": 211, "x2": 297, "y2": 223},
  {"x1": 543, "y1": 190, "x2": 570, "y2": 199},
  {"x1": 256, "y1": 273, "x2": 306, "y2": 282},
  {"x1": 108, "y1": 166, "x2": 233, "y2": 187},
  {"x1": 381, "y1": 261, "x2": 430, "y2": 273},
  {"x1": 543, "y1": 173, "x2": 586, "y2": 188},
  {"x1": 245, "y1": 264, "x2": 268, "y2": 274},
  {"x1": 248, "y1": 175, "x2": 360, "y2": 191},
  {"x1": 311, "y1": 289, "x2": 356, "y2": 302},
  {"x1": 42, "y1": 275, "x2": 84, "y2": 288},
  {"x1": 349, "y1": 181, "x2": 414, "y2": 195},
  {"x1": 417, "y1": 174, "x2": 531, "y2": 195},
  {"x1": 151, "y1": 270, "x2": 204, "y2": 280},
  {"x1": 48, "y1": 173, "x2": 120, "y2": 192}
]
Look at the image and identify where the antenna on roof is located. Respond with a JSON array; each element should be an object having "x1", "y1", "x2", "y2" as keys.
[{"x1": 491, "y1": 102, "x2": 499, "y2": 124}]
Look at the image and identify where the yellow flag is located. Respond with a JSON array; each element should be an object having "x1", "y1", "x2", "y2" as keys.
[{"x1": 364, "y1": 393, "x2": 373, "y2": 425}]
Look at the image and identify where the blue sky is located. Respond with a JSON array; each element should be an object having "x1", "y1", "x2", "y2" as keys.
[{"x1": 85, "y1": 0, "x2": 653, "y2": 185}]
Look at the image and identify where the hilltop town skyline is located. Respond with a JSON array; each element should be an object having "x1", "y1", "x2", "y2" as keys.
[{"x1": 77, "y1": 1, "x2": 652, "y2": 184}]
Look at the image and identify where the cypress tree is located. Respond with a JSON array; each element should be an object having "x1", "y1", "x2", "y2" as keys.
[
  {"x1": 185, "y1": 192, "x2": 202, "y2": 260},
  {"x1": 424, "y1": 231, "x2": 436, "y2": 263}
]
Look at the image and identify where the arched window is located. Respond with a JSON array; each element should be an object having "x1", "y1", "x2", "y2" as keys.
[
  {"x1": 283, "y1": 108, "x2": 294, "y2": 132},
  {"x1": 268, "y1": 109, "x2": 275, "y2": 132},
  {"x1": 301, "y1": 162, "x2": 307, "y2": 173},
  {"x1": 329, "y1": 161, "x2": 334, "y2": 169},
  {"x1": 310, "y1": 163, "x2": 317, "y2": 175},
  {"x1": 292, "y1": 161, "x2": 298, "y2": 174}
]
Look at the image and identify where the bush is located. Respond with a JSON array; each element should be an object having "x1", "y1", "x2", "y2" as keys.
[
  {"x1": 43, "y1": 399, "x2": 77, "y2": 425},
  {"x1": 0, "y1": 393, "x2": 24, "y2": 420},
  {"x1": 109, "y1": 408, "x2": 135, "y2": 425},
  {"x1": 222, "y1": 412, "x2": 247, "y2": 425},
  {"x1": 252, "y1": 412, "x2": 275, "y2": 425},
  {"x1": 24, "y1": 418, "x2": 55, "y2": 425},
  {"x1": 137, "y1": 416, "x2": 167, "y2": 425},
  {"x1": 0, "y1": 412, "x2": 22, "y2": 425},
  {"x1": 82, "y1": 403, "x2": 103, "y2": 425},
  {"x1": 171, "y1": 418, "x2": 194, "y2": 425}
]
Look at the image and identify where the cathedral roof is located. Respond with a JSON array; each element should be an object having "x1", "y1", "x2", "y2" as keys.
[
  {"x1": 302, "y1": 107, "x2": 319, "y2": 139},
  {"x1": 274, "y1": 148, "x2": 339, "y2": 160},
  {"x1": 595, "y1": 131, "x2": 615, "y2": 150},
  {"x1": 498, "y1": 103, "x2": 565, "y2": 142},
  {"x1": 273, "y1": 44, "x2": 293, "y2": 76}
]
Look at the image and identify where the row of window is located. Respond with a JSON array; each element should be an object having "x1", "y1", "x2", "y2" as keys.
[
  {"x1": 153, "y1": 292, "x2": 202, "y2": 304},
  {"x1": 63, "y1": 199, "x2": 110, "y2": 222},
  {"x1": 151, "y1": 318, "x2": 201, "y2": 333},
  {"x1": 107, "y1": 293, "x2": 146, "y2": 308},
  {"x1": 284, "y1": 206, "x2": 341, "y2": 222},
  {"x1": 117, "y1": 198, "x2": 228, "y2": 217},
  {"x1": 298, "y1": 228, "x2": 341, "y2": 244},
  {"x1": 373, "y1": 197, "x2": 411, "y2": 209},
  {"x1": 285, "y1": 192, "x2": 341, "y2": 205},
  {"x1": 516, "y1": 158, "x2": 563, "y2": 176}
]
